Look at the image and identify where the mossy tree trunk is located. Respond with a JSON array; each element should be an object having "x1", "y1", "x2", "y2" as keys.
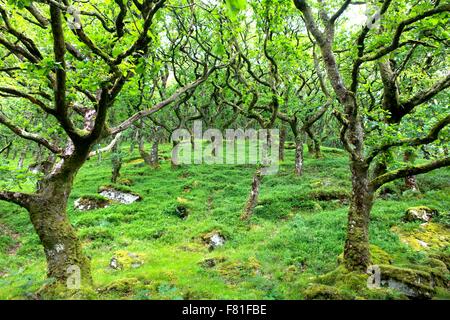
[
  {"x1": 18, "y1": 148, "x2": 93, "y2": 285},
  {"x1": 279, "y1": 125, "x2": 286, "y2": 161},
  {"x1": 344, "y1": 160, "x2": 374, "y2": 272},
  {"x1": 29, "y1": 179, "x2": 92, "y2": 284},
  {"x1": 111, "y1": 136, "x2": 122, "y2": 183},
  {"x1": 403, "y1": 150, "x2": 419, "y2": 192},
  {"x1": 294, "y1": 134, "x2": 304, "y2": 176},
  {"x1": 241, "y1": 168, "x2": 263, "y2": 221},
  {"x1": 17, "y1": 146, "x2": 28, "y2": 169}
]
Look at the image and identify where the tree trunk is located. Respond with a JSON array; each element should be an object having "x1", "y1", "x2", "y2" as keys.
[
  {"x1": 34, "y1": 145, "x2": 44, "y2": 163},
  {"x1": 279, "y1": 125, "x2": 286, "y2": 161},
  {"x1": 28, "y1": 170, "x2": 92, "y2": 285},
  {"x1": 306, "y1": 127, "x2": 321, "y2": 159},
  {"x1": 306, "y1": 138, "x2": 314, "y2": 155},
  {"x1": 149, "y1": 127, "x2": 161, "y2": 168},
  {"x1": 4, "y1": 144, "x2": 10, "y2": 158},
  {"x1": 313, "y1": 142, "x2": 321, "y2": 159},
  {"x1": 241, "y1": 168, "x2": 263, "y2": 221},
  {"x1": 171, "y1": 140, "x2": 179, "y2": 168},
  {"x1": 139, "y1": 131, "x2": 160, "y2": 168},
  {"x1": 344, "y1": 161, "x2": 373, "y2": 272},
  {"x1": 111, "y1": 136, "x2": 122, "y2": 183},
  {"x1": 17, "y1": 147, "x2": 27, "y2": 169},
  {"x1": 403, "y1": 150, "x2": 419, "y2": 192},
  {"x1": 294, "y1": 134, "x2": 304, "y2": 176},
  {"x1": 129, "y1": 128, "x2": 139, "y2": 154}
]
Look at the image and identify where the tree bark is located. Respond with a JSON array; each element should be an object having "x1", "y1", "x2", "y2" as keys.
[
  {"x1": 171, "y1": 140, "x2": 179, "y2": 168},
  {"x1": 294, "y1": 134, "x2": 304, "y2": 176},
  {"x1": 306, "y1": 138, "x2": 314, "y2": 155},
  {"x1": 138, "y1": 128, "x2": 160, "y2": 168},
  {"x1": 28, "y1": 155, "x2": 92, "y2": 285},
  {"x1": 279, "y1": 125, "x2": 286, "y2": 161},
  {"x1": 111, "y1": 136, "x2": 122, "y2": 183},
  {"x1": 344, "y1": 160, "x2": 373, "y2": 272},
  {"x1": 17, "y1": 147, "x2": 28, "y2": 169},
  {"x1": 403, "y1": 150, "x2": 419, "y2": 192},
  {"x1": 241, "y1": 168, "x2": 263, "y2": 221}
]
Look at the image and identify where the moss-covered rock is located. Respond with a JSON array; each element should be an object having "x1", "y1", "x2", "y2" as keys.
[
  {"x1": 426, "y1": 258, "x2": 449, "y2": 274},
  {"x1": 404, "y1": 206, "x2": 439, "y2": 222},
  {"x1": 314, "y1": 265, "x2": 368, "y2": 292},
  {"x1": 98, "y1": 185, "x2": 142, "y2": 204},
  {"x1": 309, "y1": 187, "x2": 350, "y2": 202},
  {"x1": 430, "y1": 252, "x2": 450, "y2": 270},
  {"x1": 99, "y1": 278, "x2": 141, "y2": 294},
  {"x1": 109, "y1": 250, "x2": 145, "y2": 270},
  {"x1": 303, "y1": 284, "x2": 352, "y2": 300},
  {"x1": 378, "y1": 264, "x2": 446, "y2": 299},
  {"x1": 216, "y1": 257, "x2": 261, "y2": 283},
  {"x1": 117, "y1": 178, "x2": 134, "y2": 186},
  {"x1": 201, "y1": 230, "x2": 226, "y2": 250},
  {"x1": 74, "y1": 195, "x2": 110, "y2": 211},
  {"x1": 392, "y1": 222, "x2": 450, "y2": 251},
  {"x1": 199, "y1": 256, "x2": 227, "y2": 268}
]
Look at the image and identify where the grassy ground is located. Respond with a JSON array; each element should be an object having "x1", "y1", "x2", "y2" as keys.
[{"x1": 0, "y1": 143, "x2": 449, "y2": 299}]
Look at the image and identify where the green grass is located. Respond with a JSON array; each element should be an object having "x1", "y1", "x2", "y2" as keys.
[{"x1": 0, "y1": 143, "x2": 449, "y2": 299}]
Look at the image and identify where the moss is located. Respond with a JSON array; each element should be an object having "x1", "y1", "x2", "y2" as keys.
[
  {"x1": 393, "y1": 222, "x2": 450, "y2": 251},
  {"x1": 303, "y1": 284, "x2": 352, "y2": 300},
  {"x1": 403, "y1": 206, "x2": 439, "y2": 222},
  {"x1": 216, "y1": 257, "x2": 261, "y2": 283},
  {"x1": 74, "y1": 195, "x2": 110, "y2": 210},
  {"x1": 338, "y1": 245, "x2": 392, "y2": 266},
  {"x1": 308, "y1": 187, "x2": 350, "y2": 202},
  {"x1": 370, "y1": 245, "x2": 393, "y2": 265},
  {"x1": 378, "y1": 264, "x2": 446, "y2": 298},
  {"x1": 98, "y1": 184, "x2": 142, "y2": 198},
  {"x1": 426, "y1": 258, "x2": 449, "y2": 274},
  {"x1": 110, "y1": 250, "x2": 145, "y2": 270},
  {"x1": 162, "y1": 202, "x2": 189, "y2": 219},
  {"x1": 117, "y1": 178, "x2": 134, "y2": 186},
  {"x1": 430, "y1": 252, "x2": 450, "y2": 270},
  {"x1": 314, "y1": 265, "x2": 368, "y2": 292},
  {"x1": 79, "y1": 226, "x2": 114, "y2": 242},
  {"x1": 199, "y1": 256, "x2": 227, "y2": 268},
  {"x1": 99, "y1": 278, "x2": 142, "y2": 294},
  {"x1": 37, "y1": 283, "x2": 98, "y2": 300},
  {"x1": 78, "y1": 194, "x2": 109, "y2": 202}
]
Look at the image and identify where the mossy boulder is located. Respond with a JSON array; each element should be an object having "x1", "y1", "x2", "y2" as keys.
[
  {"x1": 217, "y1": 257, "x2": 261, "y2": 283},
  {"x1": 99, "y1": 278, "x2": 142, "y2": 294},
  {"x1": 426, "y1": 258, "x2": 449, "y2": 274},
  {"x1": 162, "y1": 202, "x2": 189, "y2": 219},
  {"x1": 199, "y1": 256, "x2": 227, "y2": 268},
  {"x1": 302, "y1": 265, "x2": 404, "y2": 300},
  {"x1": 392, "y1": 222, "x2": 450, "y2": 251},
  {"x1": 430, "y1": 252, "x2": 450, "y2": 270},
  {"x1": 378, "y1": 264, "x2": 446, "y2": 299},
  {"x1": 314, "y1": 265, "x2": 368, "y2": 293},
  {"x1": 404, "y1": 206, "x2": 439, "y2": 222},
  {"x1": 74, "y1": 195, "x2": 110, "y2": 211},
  {"x1": 201, "y1": 230, "x2": 226, "y2": 250},
  {"x1": 109, "y1": 250, "x2": 145, "y2": 270},
  {"x1": 98, "y1": 185, "x2": 142, "y2": 204},
  {"x1": 309, "y1": 187, "x2": 350, "y2": 203},
  {"x1": 303, "y1": 284, "x2": 351, "y2": 300},
  {"x1": 117, "y1": 178, "x2": 134, "y2": 186}
]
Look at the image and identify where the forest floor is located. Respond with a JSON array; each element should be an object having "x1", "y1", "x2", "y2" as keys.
[{"x1": 0, "y1": 143, "x2": 449, "y2": 299}]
